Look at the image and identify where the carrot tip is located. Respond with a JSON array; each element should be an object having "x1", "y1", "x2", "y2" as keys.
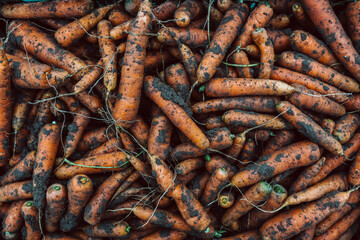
[
  {"x1": 80, "y1": 177, "x2": 89, "y2": 184},
  {"x1": 25, "y1": 201, "x2": 33, "y2": 207}
]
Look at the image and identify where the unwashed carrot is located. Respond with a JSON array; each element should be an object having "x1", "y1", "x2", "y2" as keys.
[
  {"x1": 2, "y1": 200, "x2": 25, "y2": 234},
  {"x1": 346, "y1": 1, "x2": 360, "y2": 53},
  {"x1": 129, "y1": 114, "x2": 150, "y2": 147},
  {"x1": 175, "y1": 158, "x2": 204, "y2": 175},
  {"x1": 77, "y1": 126, "x2": 115, "y2": 152},
  {"x1": 83, "y1": 221, "x2": 130, "y2": 238},
  {"x1": 21, "y1": 201, "x2": 41, "y2": 240},
  {"x1": 218, "y1": 189, "x2": 235, "y2": 208},
  {"x1": 157, "y1": 27, "x2": 212, "y2": 48},
  {"x1": 262, "y1": 130, "x2": 295, "y2": 156},
  {"x1": 266, "y1": 14, "x2": 289, "y2": 29},
  {"x1": 344, "y1": 94, "x2": 360, "y2": 111},
  {"x1": 149, "y1": 155, "x2": 175, "y2": 197},
  {"x1": 349, "y1": 150, "x2": 360, "y2": 186},
  {"x1": 252, "y1": 28, "x2": 274, "y2": 79},
  {"x1": 45, "y1": 184, "x2": 67, "y2": 233},
  {"x1": 142, "y1": 229, "x2": 187, "y2": 240},
  {"x1": 332, "y1": 113, "x2": 360, "y2": 144},
  {"x1": 165, "y1": 63, "x2": 190, "y2": 101},
  {"x1": 174, "y1": 0, "x2": 204, "y2": 28},
  {"x1": 230, "y1": 50, "x2": 253, "y2": 78},
  {"x1": 201, "y1": 168, "x2": 228, "y2": 207},
  {"x1": 108, "y1": 8, "x2": 132, "y2": 26}
]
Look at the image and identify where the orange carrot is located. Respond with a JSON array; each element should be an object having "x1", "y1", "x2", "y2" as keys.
[
  {"x1": 174, "y1": 0, "x2": 204, "y2": 28},
  {"x1": 238, "y1": 138, "x2": 256, "y2": 167},
  {"x1": 221, "y1": 231, "x2": 261, "y2": 240},
  {"x1": 344, "y1": 93, "x2": 360, "y2": 111},
  {"x1": 201, "y1": 168, "x2": 228, "y2": 207},
  {"x1": 205, "y1": 155, "x2": 236, "y2": 178},
  {"x1": 21, "y1": 201, "x2": 41, "y2": 240},
  {"x1": 149, "y1": 155, "x2": 175, "y2": 197},
  {"x1": 295, "y1": 225, "x2": 316, "y2": 240},
  {"x1": 108, "y1": 8, "x2": 132, "y2": 26},
  {"x1": 77, "y1": 126, "x2": 115, "y2": 152},
  {"x1": 252, "y1": 28, "x2": 274, "y2": 79},
  {"x1": 230, "y1": 50, "x2": 253, "y2": 78},
  {"x1": 292, "y1": 3, "x2": 314, "y2": 30},
  {"x1": 165, "y1": 63, "x2": 190, "y2": 100},
  {"x1": 2, "y1": 200, "x2": 25, "y2": 234},
  {"x1": 189, "y1": 172, "x2": 211, "y2": 199},
  {"x1": 83, "y1": 221, "x2": 130, "y2": 238},
  {"x1": 129, "y1": 114, "x2": 150, "y2": 147},
  {"x1": 349, "y1": 150, "x2": 360, "y2": 186},
  {"x1": 266, "y1": 28, "x2": 291, "y2": 53},
  {"x1": 142, "y1": 230, "x2": 187, "y2": 240},
  {"x1": 112, "y1": 0, "x2": 152, "y2": 129},
  {"x1": 157, "y1": 27, "x2": 212, "y2": 48},
  {"x1": 45, "y1": 184, "x2": 67, "y2": 233},
  {"x1": 175, "y1": 158, "x2": 204, "y2": 175},
  {"x1": 262, "y1": 130, "x2": 295, "y2": 156},
  {"x1": 266, "y1": 14, "x2": 289, "y2": 29},
  {"x1": 346, "y1": 1, "x2": 360, "y2": 53},
  {"x1": 333, "y1": 113, "x2": 360, "y2": 144},
  {"x1": 109, "y1": 19, "x2": 133, "y2": 40},
  {"x1": 83, "y1": 137, "x2": 122, "y2": 158}
]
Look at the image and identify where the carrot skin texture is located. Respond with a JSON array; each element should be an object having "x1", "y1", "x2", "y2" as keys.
[
  {"x1": 300, "y1": 0, "x2": 360, "y2": 82},
  {"x1": 252, "y1": 28, "x2": 274, "y2": 79},
  {"x1": 2, "y1": 200, "x2": 25, "y2": 233},
  {"x1": 262, "y1": 130, "x2": 295, "y2": 156},
  {"x1": 0, "y1": 180, "x2": 33, "y2": 202},
  {"x1": 201, "y1": 168, "x2": 229, "y2": 207},
  {"x1": 21, "y1": 201, "x2": 41, "y2": 240},
  {"x1": 45, "y1": 184, "x2": 67, "y2": 233},
  {"x1": 346, "y1": 2, "x2": 360, "y2": 53},
  {"x1": 112, "y1": 0, "x2": 152, "y2": 129},
  {"x1": 196, "y1": 2, "x2": 249, "y2": 83},
  {"x1": 174, "y1": 0, "x2": 204, "y2": 28},
  {"x1": 149, "y1": 155, "x2": 175, "y2": 197},
  {"x1": 332, "y1": 113, "x2": 360, "y2": 144},
  {"x1": 0, "y1": 49, "x2": 11, "y2": 167},
  {"x1": 83, "y1": 221, "x2": 130, "y2": 238},
  {"x1": 349, "y1": 150, "x2": 360, "y2": 186},
  {"x1": 221, "y1": 231, "x2": 261, "y2": 240},
  {"x1": 276, "y1": 101, "x2": 343, "y2": 155}
]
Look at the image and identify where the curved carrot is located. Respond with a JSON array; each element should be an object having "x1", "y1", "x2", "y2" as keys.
[
  {"x1": 276, "y1": 101, "x2": 343, "y2": 156},
  {"x1": 174, "y1": 0, "x2": 204, "y2": 28},
  {"x1": 109, "y1": 19, "x2": 133, "y2": 40},
  {"x1": 252, "y1": 28, "x2": 274, "y2": 79},
  {"x1": 196, "y1": 2, "x2": 249, "y2": 84},
  {"x1": 45, "y1": 184, "x2": 67, "y2": 233},
  {"x1": 152, "y1": 0, "x2": 178, "y2": 22},
  {"x1": 112, "y1": 0, "x2": 152, "y2": 129},
  {"x1": 2, "y1": 200, "x2": 25, "y2": 234},
  {"x1": 175, "y1": 158, "x2": 204, "y2": 175},
  {"x1": 225, "y1": 132, "x2": 246, "y2": 161},
  {"x1": 83, "y1": 221, "x2": 130, "y2": 238},
  {"x1": 333, "y1": 113, "x2": 360, "y2": 144},
  {"x1": 201, "y1": 168, "x2": 228, "y2": 207},
  {"x1": 206, "y1": 155, "x2": 236, "y2": 178},
  {"x1": 21, "y1": 201, "x2": 41, "y2": 240}
]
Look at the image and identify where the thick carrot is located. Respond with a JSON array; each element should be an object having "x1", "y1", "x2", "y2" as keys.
[
  {"x1": 300, "y1": 0, "x2": 360, "y2": 81},
  {"x1": 33, "y1": 122, "x2": 60, "y2": 210},
  {"x1": 221, "y1": 181, "x2": 272, "y2": 226},
  {"x1": 266, "y1": 14, "x2": 289, "y2": 29},
  {"x1": 221, "y1": 231, "x2": 261, "y2": 240},
  {"x1": 108, "y1": 8, "x2": 132, "y2": 26},
  {"x1": 230, "y1": 50, "x2": 253, "y2": 78},
  {"x1": 337, "y1": 221, "x2": 359, "y2": 240},
  {"x1": 45, "y1": 184, "x2": 67, "y2": 233},
  {"x1": 196, "y1": 2, "x2": 249, "y2": 84},
  {"x1": 206, "y1": 155, "x2": 236, "y2": 178},
  {"x1": 149, "y1": 154, "x2": 175, "y2": 197},
  {"x1": 0, "y1": 49, "x2": 11, "y2": 167},
  {"x1": 9, "y1": 20, "x2": 88, "y2": 80},
  {"x1": 262, "y1": 130, "x2": 295, "y2": 156},
  {"x1": 192, "y1": 96, "x2": 279, "y2": 114},
  {"x1": 129, "y1": 114, "x2": 150, "y2": 147},
  {"x1": 174, "y1": 0, "x2": 204, "y2": 28},
  {"x1": 252, "y1": 28, "x2": 274, "y2": 79},
  {"x1": 201, "y1": 168, "x2": 228, "y2": 207},
  {"x1": 54, "y1": 151, "x2": 129, "y2": 179},
  {"x1": 173, "y1": 184, "x2": 212, "y2": 232},
  {"x1": 175, "y1": 158, "x2": 204, "y2": 175},
  {"x1": 83, "y1": 221, "x2": 130, "y2": 238},
  {"x1": 278, "y1": 51, "x2": 360, "y2": 93},
  {"x1": 218, "y1": 189, "x2": 235, "y2": 208},
  {"x1": 112, "y1": 0, "x2": 152, "y2": 129},
  {"x1": 315, "y1": 207, "x2": 360, "y2": 240},
  {"x1": 2, "y1": 200, "x2": 25, "y2": 234},
  {"x1": 332, "y1": 113, "x2": 360, "y2": 144},
  {"x1": 238, "y1": 139, "x2": 256, "y2": 167},
  {"x1": 189, "y1": 172, "x2": 211, "y2": 199},
  {"x1": 346, "y1": 1, "x2": 360, "y2": 53},
  {"x1": 289, "y1": 83, "x2": 346, "y2": 117},
  {"x1": 267, "y1": 28, "x2": 291, "y2": 53},
  {"x1": 295, "y1": 225, "x2": 316, "y2": 240},
  {"x1": 109, "y1": 19, "x2": 133, "y2": 40},
  {"x1": 165, "y1": 63, "x2": 190, "y2": 101},
  {"x1": 223, "y1": 109, "x2": 292, "y2": 130},
  {"x1": 232, "y1": 140, "x2": 320, "y2": 188},
  {"x1": 21, "y1": 201, "x2": 41, "y2": 240},
  {"x1": 60, "y1": 174, "x2": 93, "y2": 232},
  {"x1": 259, "y1": 190, "x2": 352, "y2": 240},
  {"x1": 98, "y1": 20, "x2": 117, "y2": 93},
  {"x1": 157, "y1": 27, "x2": 212, "y2": 48},
  {"x1": 349, "y1": 150, "x2": 360, "y2": 186},
  {"x1": 225, "y1": 132, "x2": 246, "y2": 161},
  {"x1": 344, "y1": 94, "x2": 360, "y2": 111},
  {"x1": 54, "y1": 4, "x2": 115, "y2": 47},
  {"x1": 0, "y1": 0, "x2": 92, "y2": 19},
  {"x1": 270, "y1": 66, "x2": 349, "y2": 103},
  {"x1": 77, "y1": 126, "x2": 115, "y2": 152},
  {"x1": 144, "y1": 76, "x2": 209, "y2": 150},
  {"x1": 276, "y1": 101, "x2": 344, "y2": 156},
  {"x1": 84, "y1": 168, "x2": 133, "y2": 225},
  {"x1": 244, "y1": 184, "x2": 288, "y2": 230},
  {"x1": 142, "y1": 229, "x2": 187, "y2": 240},
  {"x1": 152, "y1": 0, "x2": 178, "y2": 22},
  {"x1": 74, "y1": 61, "x2": 103, "y2": 93}
]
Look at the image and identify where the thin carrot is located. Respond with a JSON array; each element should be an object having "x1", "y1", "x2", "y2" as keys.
[
  {"x1": 346, "y1": 1, "x2": 360, "y2": 53},
  {"x1": 292, "y1": 3, "x2": 314, "y2": 31},
  {"x1": 276, "y1": 101, "x2": 344, "y2": 156},
  {"x1": 60, "y1": 174, "x2": 93, "y2": 232},
  {"x1": 83, "y1": 138, "x2": 121, "y2": 158},
  {"x1": 196, "y1": 2, "x2": 249, "y2": 84},
  {"x1": 230, "y1": 50, "x2": 253, "y2": 78},
  {"x1": 112, "y1": 0, "x2": 152, "y2": 129},
  {"x1": 252, "y1": 27, "x2": 274, "y2": 79},
  {"x1": 174, "y1": 0, "x2": 204, "y2": 28},
  {"x1": 110, "y1": 170, "x2": 141, "y2": 203},
  {"x1": 262, "y1": 130, "x2": 295, "y2": 156},
  {"x1": 83, "y1": 221, "x2": 131, "y2": 238},
  {"x1": 77, "y1": 126, "x2": 115, "y2": 152},
  {"x1": 231, "y1": 140, "x2": 321, "y2": 188},
  {"x1": 300, "y1": 0, "x2": 360, "y2": 81},
  {"x1": 129, "y1": 114, "x2": 150, "y2": 147},
  {"x1": 266, "y1": 14, "x2": 289, "y2": 29},
  {"x1": 238, "y1": 138, "x2": 256, "y2": 167},
  {"x1": 176, "y1": 42, "x2": 198, "y2": 85},
  {"x1": 201, "y1": 168, "x2": 228, "y2": 207},
  {"x1": 149, "y1": 154, "x2": 175, "y2": 197},
  {"x1": 109, "y1": 19, "x2": 133, "y2": 40},
  {"x1": 332, "y1": 113, "x2": 360, "y2": 144},
  {"x1": 349, "y1": 150, "x2": 360, "y2": 186},
  {"x1": 225, "y1": 132, "x2": 246, "y2": 162},
  {"x1": 2, "y1": 200, "x2": 25, "y2": 234},
  {"x1": 189, "y1": 172, "x2": 211, "y2": 199},
  {"x1": 157, "y1": 27, "x2": 212, "y2": 48},
  {"x1": 108, "y1": 8, "x2": 132, "y2": 26},
  {"x1": 45, "y1": 184, "x2": 67, "y2": 233},
  {"x1": 344, "y1": 94, "x2": 360, "y2": 111},
  {"x1": 21, "y1": 201, "x2": 41, "y2": 240},
  {"x1": 337, "y1": 221, "x2": 359, "y2": 240}
]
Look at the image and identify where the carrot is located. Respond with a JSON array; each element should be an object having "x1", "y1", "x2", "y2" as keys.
[
  {"x1": 21, "y1": 201, "x2": 41, "y2": 240},
  {"x1": 300, "y1": 0, "x2": 360, "y2": 82},
  {"x1": 84, "y1": 168, "x2": 132, "y2": 225},
  {"x1": 221, "y1": 231, "x2": 261, "y2": 240},
  {"x1": 337, "y1": 221, "x2": 359, "y2": 240},
  {"x1": 0, "y1": 49, "x2": 11, "y2": 167},
  {"x1": 201, "y1": 168, "x2": 228, "y2": 207},
  {"x1": 266, "y1": 28, "x2": 291, "y2": 53},
  {"x1": 9, "y1": 20, "x2": 89, "y2": 80},
  {"x1": 177, "y1": 170, "x2": 199, "y2": 186},
  {"x1": 171, "y1": 127, "x2": 233, "y2": 160},
  {"x1": 142, "y1": 229, "x2": 187, "y2": 240},
  {"x1": 77, "y1": 126, "x2": 115, "y2": 152},
  {"x1": 0, "y1": 0, "x2": 92, "y2": 19},
  {"x1": 45, "y1": 184, "x2": 67, "y2": 233},
  {"x1": 12, "y1": 89, "x2": 35, "y2": 133},
  {"x1": 278, "y1": 51, "x2": 360, "y2": 92},
  {"x1": 233, "y1": 2, "x2": 273, "y2": 49},
  {"x1": 8, "y1": 154, "x2": 21, "y2": 168},
  {"x1": 270, "y1": 66, "x2": 349, "y2": 103},
  {"x1": 218, "y1": 189, "x2": 235, "y2": 209},
  {"x1": 41, "y1": 233, "x2": 80, "y2": 240},
  {"x1": 165, "y1": 63, "x2": 190, "y2": 100},
  {"x1": 102, "y1": 199, "x2": 138, "y2": 220},
  {"x1": 83, "y1": 137, "x2": 122, "y2": 158},
  {"x1": 97, "y1": 20, "x2": 117, "y2": 94},
  {"x1": 344, "y1": 94, "x2": 360, "y2": 111},
  {"x1": 295, "y1": 225, "x2": 316, "y2": 240},
  {"x1": 332, "y1": 113, "x2": 360, "y2": 144},
  {"x1": 60, "y1": 174, "x2": 93, "y2": 232},
  {"x1": 196, "y1": 2, "x2": 249, "y2": 84},
  {"x1": 33, "y1": 122, "x2": 60, "y2": 210},
  {"x1": 232, "y1": 140, "x2": 320, "y2": 188},
  {"x1": 205, "y1": 116, "x2": 225, "y2": 130},
  {"x1": 173, "y1": 184, "x2": 212, "y2": 232},
  {"x1": 276, "y1": 101, "x2": 344, "y2": 156},
  {"x1": 112, "y1": 0, "x2": 152, "y2": 129},
  {"x1": 244, "y1": 184, "x2": 288, "y2": 230},
  {"x1": 54, "y1": 3, "x2": 115, "y2": 47},
  {"x1": 315, "y1": 190, "x2": 360, "y2": 236},
  {"x1": 349, "y1": 150, "x2": 360, "y2": 186},
  {"x1": 289, "y1": 83, "x2": 346, "y2": 117},
  {"x1": 290, "y1": 30, "x2": 341, "y2": 70},
  {"x1": 203, "y1": 0, "x2": 223, "y2": 24},
  {"x1": 2, "y1": 200, "x2": 25, "y2": 234},
  {"x1": 149, "y1": 154, "x2": 175, "y2": 197},
  {"x1": 118, "y1": 129, "x2": 137, "y2": 153},
  {"x1": 108, "y1": 8, "x2": 132, "y2": 26},
  {"x1": 259, "y1": 190, "x2": 352, "y2": 240},
  {"x1": 83, "y1": 221, "x2": 130, "y2": 238},
  {"x1": 315, "y1": 207, "x2": 360, "y2": 240},
  {"x1": 129, "y1": 114, "x2": 150, "y2": 147},
  {"x1": 223, "y1": 109, "x2": 292, "y2": 130},
  {"x1": 175, "y1": 158, "x2": 204, "y2": 175},
  {"x1": 289, "y1": 157, "x2": 326, "y2": 194},
  {"x1": 54, "y1": 151, "x2": 129, "y2": 179},
  {"x1": 145, "y1": 50, "x2": 173, "y2": 72},
  {"x1": 157, "y1": 27, "x2": 212, "y2": 48},
  {"x1": 204, "y1": 78, "x2": 296, "y2": 97},
  {"x1": 225, "y1": 132, "x2": 246, "y2": 162},
  {"x1": 238, "y1": 139, "x2": 256, "y2": 166},
  {"x1": 176, "y1": 43, "x2": 198, "y2": 85},
  {"x1": 144, "y1": 76, "x2": 209, "y2": 150},
  {"x1": 109, "y1": 184, "x2": 146, "y2": 207},
  {"x1": 0, "y1": 150, "x2": 35, "y2": 186},
  {"x1": 205, "y1": 154, "x2": 236, "y2": 177},
  {"x1": 346, "y1": 1, "x2": 360, "y2": 53},
  {"x1": 221, "y1": 181, "x2": 272, "y2": 226},
  {"x1": 262, "y1": 130, "x2": 295, "y2": 156},
  {"x1": 230, "y1": 50, "x2": 253, "y2": 78},
  {"x1": 110, "y1": 170, "x2": 141, "y2": 202},
  {"x1": 109, "y1": 19, "x2": 133, "y2": 40},
  {"x1": 174, "y1": 0, "x2": 204, "y2": 28},
  {"x1": 192, "y1": 96, "x2": 279, "y2": 114},
  {"x1": 242, "y1": 44, "x2": 260, "y2": 59},
  {"x1": 189, "y1": 172, "x2": 211, "y2": 199},
  {"x1": 266, "y1": 14, "x2": 289, "y2": 29},
  {"x1": 292, "y1": 3, "x2": 313, "y2": 30}
]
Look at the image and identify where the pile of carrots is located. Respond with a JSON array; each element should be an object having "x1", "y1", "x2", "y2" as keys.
[{"x1": 0, "y1": 0, "x2": 360, "y2": 239}]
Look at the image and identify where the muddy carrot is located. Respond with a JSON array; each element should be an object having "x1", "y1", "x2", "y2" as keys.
[
  {"x1": 157, "y1": 27, "x2": 212, "y2": 48},
  {"x1": 221, "y1": 231, "x2": 261, "y2": 240},
  {"x1": 189, "y1": 172, "x2": 211, "y2": 199},
  {"x1": 267, "y1": 14, "x2": 289, "y2": 29},
  {"x1": 45, "y1": 184, "x2": 67, "y2": 233},
  {"x1": 332, "y1": 113, "x2": 360, "y2": 144},
  {"x1": 346, "y1": 1, "x2": 360, "y2": 53},
  {"x1": 142, "y1": 229, "x2": 187, "y2": 240},
  {"x1": 238, "y1": 139, "x2": 256, "y2": 166},
  {"x1": 218, "y1": 189, "x2": 235, "y2": 209},
  {"x1": 129, "y1": 114, "x2": 150, "y2": 147},
  {"x1": 77, "y1": 126, "x2": 115, "y2": 152},
  {"x1": 165, "y1": 63, "x2": 190, "y2": 101},
  {"x1": 174, "y1": 0, "x2": 204, "y2": 28},
  {"x1": 230, "y1": 50, "x2": 253, "y2": 78},
  {"x1": 2, "y1": 200, "x2": 25, "y2": 234},
  {"x1": 262, "y1": 130, "x2": 295, "y2": 156},
  {"x1": 344, "y1": 94, "x2": 360, "y2": 111},
  {"x1": 108, "y1": 8, "x2": 132, "y2": 26},
  {"x1": 252, "y1": 28, "x2": 274, "y2": 79},
  {"x1": 175, "y1": 158, "x2": 204, "y2": 175},
  {"x1": 21, "y1": 201, "x2": 41, "y2": 240},
  {"x1": 349, "y1": 150, "x2": 360, "y2": 186},
  {"x1": 149, "y1": 154, "x2": 175, "y2": 197},
  {"x1": 83, "y1": 221, "x2": 131, "y2": 238},
  {"x1": 201, "y1": 168, "x2": 228, "y2": 207}
]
